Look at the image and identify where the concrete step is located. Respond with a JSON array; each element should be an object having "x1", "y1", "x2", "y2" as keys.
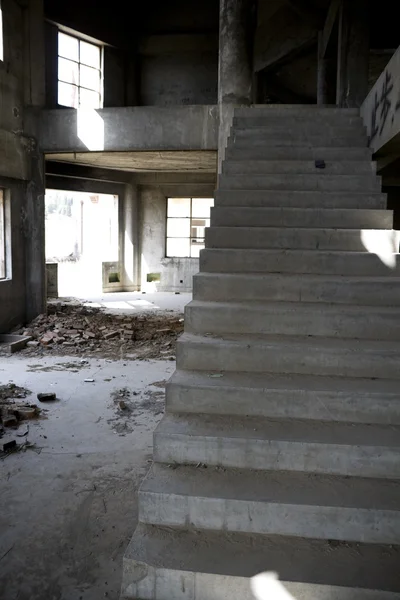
[
  {"x1": 193, "y1": 272, "x2": 400, "y2": 306},
  {"x1": 122, "y1": 524, "x2": 400, "y2": 600},
  {"x1": 205, "y1": 227, "x2": 398, "y2": 252},
  {"x1": 200, "y1": 248, "x2": 400, "y2": 276},
  {"x1": 166, "y1": 369, "x2": 400, "y2": 424},
  {"x1": 218, "y1": 174, "x2": 381, "y2": 192},
  {"x1": 229, "y1": 135, "x2": 367, "y2": 148},
  {"x1": 211, "y1": 207, "x2": 392, "y2": 229},
  {"x1": 215, "y1": 189, "x2": 387, "y2": 209},
  {"x1": 231, "y1": 125, "x2": 367, "y2": 141},
  {"x1": 176, "y1": 332, "x2": 400, "y2": 380},
  {"x1": 140, "y1": 464, "x2": 400, "y2": 544},
  {"x1": 232, "y1": 115, "x2": 364, "y2": 128},
  {"x1": 225, "y1": 145, "x2": 373, "y2": 161},
  {"x1": 222, "y1": 159, "x2": 376, "y2": 175},
  {"x1": 235, "y1": 106, "x2": 361, "y2": 117},
  {"x1": 154, "y1": 413, "x2": 400, "y2": 477},
  {"x1": 184, "y1": 300, "x2": 400, "y2": 341}
]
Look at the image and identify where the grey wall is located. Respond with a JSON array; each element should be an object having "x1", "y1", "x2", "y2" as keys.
[
  {"x1": 139, "y1": 35, "x2": 218, "y2": 106},
  {"x1": 139, "y1": 180, "x2": 215, "y2": 293}
]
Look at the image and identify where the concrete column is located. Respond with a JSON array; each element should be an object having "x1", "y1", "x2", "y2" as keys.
[
  {"x1": 120, "y1": 182, "x2": 140, "y2": 291},
  {"x1": 25, "y1": 141, "x2": 46, "y2": 321},
  {"x1": 336, "y1": 0, "x2": 370, "y2": 108},
  {"x1": 218, "y1": 0, "x2": 253, "y2": 171}
]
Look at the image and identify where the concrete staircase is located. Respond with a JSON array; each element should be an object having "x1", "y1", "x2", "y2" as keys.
[{"x1": 122, "y1": 107, "x2": 400, "y2": 600}]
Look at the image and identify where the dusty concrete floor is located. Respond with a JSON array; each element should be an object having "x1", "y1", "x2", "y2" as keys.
[{"x1": 0, "y1": 354, "x2": 175, "y2": 600}]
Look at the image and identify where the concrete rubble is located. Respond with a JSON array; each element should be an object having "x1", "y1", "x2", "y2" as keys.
[{"x1": 8, "y1": 300, "x2": 183, "y2": 360}]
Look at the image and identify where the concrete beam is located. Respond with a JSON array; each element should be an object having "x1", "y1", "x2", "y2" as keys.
[
  {"x1": 45, "y1": 161, "x2": 134, "y2": 183},
  {"x1": 39, "y1": 106, "x2": 218, "y2": 153},
  {"x1": 44, "y1": 151, "x2": 217, "y2": 173},
  {"x1": 254, "y1": 5, "x2": 317, "y2": 73},
  {"x1": 46, "y1": 175, "x2": 125, "y2": 196},
  {"x1": 320, "y1": 0, "x2": 341, "y2": 59}
]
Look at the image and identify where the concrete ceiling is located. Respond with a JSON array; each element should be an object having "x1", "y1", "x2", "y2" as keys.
[{"x1": 45, "y1": 151, "x2": 217, "y2": 173}]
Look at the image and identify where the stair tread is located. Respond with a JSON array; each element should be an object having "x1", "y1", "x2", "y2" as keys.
[
  {"x1": 156, "y1": 413, "x2": 400, "y2": 447},
  {"x1": 169, "y1": 368, "x2": 400, "y2": 396},
  {"x1": 179, "y1": 330, "x2": 400, "y2": 353},
  {"x1": 142, "y1": 463, "x2": 400, "y2": 510},
  {"x1": 187, "y1": 299, "x2": 400, "y2": 315},
  {"x1": 125, "y1": 523, "x2": 400, "y2": 591}
]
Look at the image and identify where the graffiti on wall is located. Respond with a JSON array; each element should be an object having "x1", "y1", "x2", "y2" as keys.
[{"x1": 370, "y1": 69, "x2": 400, "y2": 142}]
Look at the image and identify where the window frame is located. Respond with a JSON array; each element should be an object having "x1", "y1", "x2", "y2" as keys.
[
  {"x1": 165, "y1": 197, "x2": 214, "y2": 259},
  {"x1": 57, "y1": 30, "x2": 103, "y2": 109}
]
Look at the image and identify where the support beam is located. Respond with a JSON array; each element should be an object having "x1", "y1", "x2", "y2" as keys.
[
  {"x1": 45, "y1": 161, "x2": 133, "y2": 183},
  {"x1": 320, "y1": 0, "x2": 341, "y2": 59},
  {"x1": 218, "y1": 0, "x2": 253, "y2": 171},
  {"x1": 336, "y1": 0, "x2": 370, "y2": 108}
]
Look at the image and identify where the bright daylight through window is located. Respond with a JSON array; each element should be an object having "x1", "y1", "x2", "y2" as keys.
[
  {"x1": 0, "y1": 190, "x2": 6, "y2": 279},
  {"x1": 58, "y1": 31, "x2": 102, "y2": 109},
  {"x1": 166, "y1": 198, "x2": 214, "y2": 258}
]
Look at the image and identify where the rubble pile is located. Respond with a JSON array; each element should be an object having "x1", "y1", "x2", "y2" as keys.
[{"x1": 13, "y1": 302, "x2": 184, "y2": 360}]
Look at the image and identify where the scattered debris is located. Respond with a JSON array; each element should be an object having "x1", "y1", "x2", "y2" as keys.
[
  {"x1": 209, "y1": 373, "x2": 224, "y2": 378},
  {"x1": 315, "y1": 159, "x2": 326, "y2": 169},
  {"x1": 119, "y1": 400, "x2": 127, "y2": 410},
  {"x1": 37, "y1": 392, "x2": 57, "y2": 402},
  {"x1": 0, "y1": 333, "x2": 32, "y2": 353},
  {"x1": 84, "y1": 378, "x2": 95, "y2": 383},
  {"x1": 3, "y1": 440, "x2": 17, "y2": 452},
  {"x1": 6, "y1": 300, "x2": 183, "y2": 360}
]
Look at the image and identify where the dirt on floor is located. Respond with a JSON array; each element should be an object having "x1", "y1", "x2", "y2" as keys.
[{"x1": 4, "y1": 300, "x2": 184, "y2": 361}]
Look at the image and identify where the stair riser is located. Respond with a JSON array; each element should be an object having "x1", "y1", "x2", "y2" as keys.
[
  {"x1": 200, "y1": 250, "x2": 400, "y2": 277},
  {"x1": 154, "y1": 431, "x2": 400, "y2": 478},
  {"x1": 225, "y1": 146, "x2": 372, "y2": 161},
  {"x1": 139, "y1": 491, "x2": 400, "y2": 544},
  {"x1": 231, "y1": 126, "x2": 366, "y2": 138},
  {"x1": 121, "y1": 564, "x2": 400, "y2": 600},
  {"x1": 185, "y1": 305, "x2": 400, "y2": 341},
  {"x1": 177, "y1": 338, "x2": 400, "y2": 380},
  {"x1": 230, "y1": 137, "x2": 367, "y2": 149},
  {"x1": 193, "y1": 274, "x2": 400, "y2": 306},
  {"x1": 232, "y1": 117, "x2": 364, "y2": 128},
  {"x1": 205, "y1": 228, "x2": 397, "y2": 252},
  {"x1": 215, "y1": 190, "x2": 386, "y2": 209},
  {"x1": 218, "y1": 175, "x2": 381, "y2": 192},
  {"x1": 166, "y1": 382, "x2": 400, "y2": 424},
  {"x1": 222, "y1": 161, "x2": 376, "y2": 175},
  {"x1": 210, "y1": 208, "x2": 392, "y2": 229}
]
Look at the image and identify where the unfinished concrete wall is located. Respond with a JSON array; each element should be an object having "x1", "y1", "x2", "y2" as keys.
[
  {"x1": 139, "y1": 180, "x2": 215, "y2": 293},
  {"x1": 139, "y1": 35, "x2": 218, "y2": 106}
]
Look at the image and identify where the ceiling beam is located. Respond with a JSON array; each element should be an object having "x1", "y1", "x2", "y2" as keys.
[
  {"x1": 320, "y1": 0, "x2": 342, "y2": 58},
  {"x1": 45, "y1": 161, "x2": 133, "y2": 183}
]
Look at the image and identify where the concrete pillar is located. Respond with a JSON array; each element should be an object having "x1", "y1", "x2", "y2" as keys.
[
  {"x1": 120, "y1": 182, "x2": 140, "y2": 291},
  {"x1": 25, "y1": 142, "x2": 46, "y2": 321},
  {"x1": 336, "y1": 0, "x2": 370, "y2": 108},
  {"x1": 218, "y1": 0, "x2": 253, "y2": 171}
]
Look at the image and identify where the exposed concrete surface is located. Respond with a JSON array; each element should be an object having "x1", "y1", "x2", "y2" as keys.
[
  {"x1": 44, "y1": 151, "x2": 217, "y2": 173},
  {"x1": 39, "y1": 106, "x2": 218, "y2": 153},
  {"x1": 361, "y1": 45, "x2": 400, "y2": 156},
  {"x1": 0, "y1": 354, "x2": 175, "y2": 600}
]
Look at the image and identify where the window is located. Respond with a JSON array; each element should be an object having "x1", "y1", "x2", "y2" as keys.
[
  {"x1": 0, "y1": 190, "x2": 7, "y2": 279},
  {"x1": 58, "y1": 31, "x2": 102, "y2": 109},
  {"x1": 166, "y1": 198, "x2": 214, "y2": 258}
]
